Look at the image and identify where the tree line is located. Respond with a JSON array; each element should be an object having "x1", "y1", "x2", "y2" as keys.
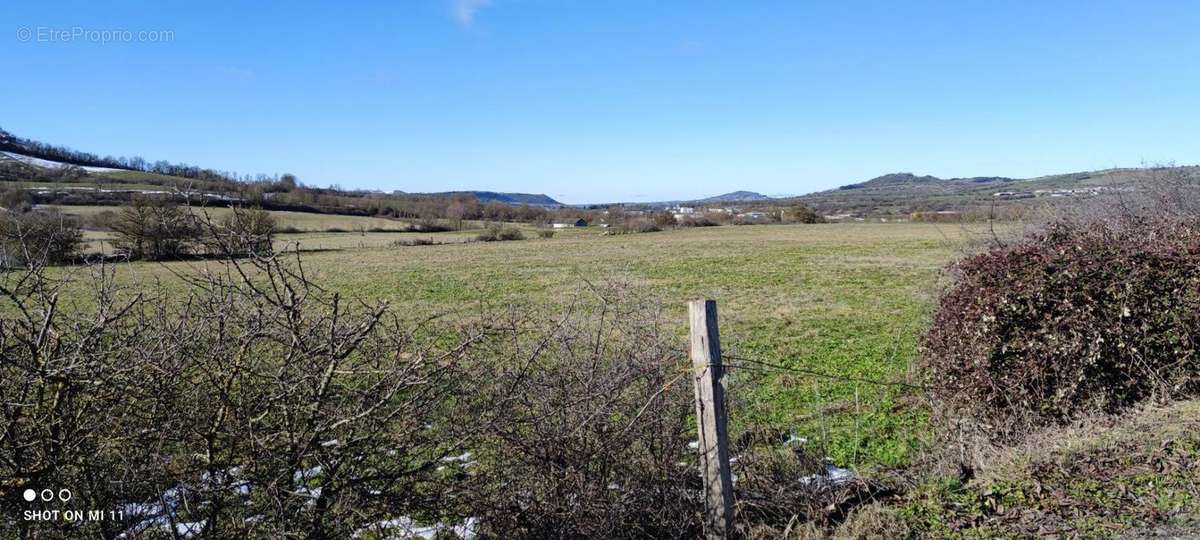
[
  {"x1": 3, "y1": 126, "x2": 826, "y2": 229},
  {"x1": 0, "y1": 196, "x2": 277, "y2": 267}
]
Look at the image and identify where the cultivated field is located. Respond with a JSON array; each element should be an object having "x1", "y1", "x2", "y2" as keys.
[{"x1": 78, "y1": 222, "x2": 995, "y2": 469}]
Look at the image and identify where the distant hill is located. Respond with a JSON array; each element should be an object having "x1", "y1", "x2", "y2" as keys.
[
  {"x1": 693, "y1": 191, "x2": 773, "y2": 203},
  {"x1": 410, "y1": 191, "x2": 562, "y2": 206},
  {"x1": 625, "y1": 191, "x2": 774, "y2": 208},
  {"x1": 838, "y1": 172, "x2": 1018, "y2": 190},
  {"x1": 789, "y1": 168, "x2": 1200, "y2": 217}
]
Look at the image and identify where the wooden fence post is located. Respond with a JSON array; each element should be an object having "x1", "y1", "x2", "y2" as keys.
[{"x1": 689, "y1": 299, "x2": 734, "y2": 539}]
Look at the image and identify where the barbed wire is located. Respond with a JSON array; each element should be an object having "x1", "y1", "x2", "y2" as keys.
[{"x1": 675, "y1": 346, "x2": 929, "y2": 390}]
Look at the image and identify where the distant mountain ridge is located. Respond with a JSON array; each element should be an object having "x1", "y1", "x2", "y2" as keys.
[
  {"x1": 0, "y1": 144, "x2": 563, "y2": 208},
  {"x1": 839, "y1": 172, "x2": 1018, "y2": 190},
  {"x1": 788, "y1": 167, "x2": 1200, "y2": 216},
  {"x1": 693, "y1": 191, "x2": 773, "y2": 203},
  {"x1": 409, "y1": 191, "x2": 562, "y2": 206}
]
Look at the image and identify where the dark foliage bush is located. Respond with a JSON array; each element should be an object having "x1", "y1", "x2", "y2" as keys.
[
  {"x1": 476, "y1": 224, "x2": 524, "y2": 242},
  {"x1": 786, "y1": 204, "x2": 825, "y2": 224},
  {"x1": 678, "y1": 216, "x2": 719, "y2": 227},
  {"x1": 390, "y1": 236, "x2": 440, "y2": 247},
  {"x1": 653, "y1": 211, "x2": 678, "y2": 228},
  {"x1": 410, "y1": 218, "x2": 453, "y2": 233},
  {"x1": 607, "y1": 219, "x2": 662, "y2": 235},
  {"x1": 921, "y1": 217, "x2": 1200, "y2": 430}
]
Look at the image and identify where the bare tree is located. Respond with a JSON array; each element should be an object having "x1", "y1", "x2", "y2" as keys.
[{"x1": 110, "y1": 196, "x2": 202, "y2": 260}]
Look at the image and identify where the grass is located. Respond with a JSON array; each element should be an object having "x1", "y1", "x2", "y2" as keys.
[
  {"x1": 52, "y1": 205, "x2": 596, "y2": 253},
  {"x1": 52, "y1": 205, "x2": 446, "y2": 253},
  {"x1": 30, "y1": 217, "x2": 1200, "y2": 536},
  {"x1": 892, "y1": 400, "x2": 1200, "y2": 538},
  {"x1": 89, "y1": 169, "x2": 196, "y2": 184},
  {"x1": 63, "y1": 222, "x2": 992, "y2": 469}
]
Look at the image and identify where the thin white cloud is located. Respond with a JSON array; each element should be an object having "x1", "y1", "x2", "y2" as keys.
[{"x1": 452, "y1": 0, "x2": 492, "y2": 26}]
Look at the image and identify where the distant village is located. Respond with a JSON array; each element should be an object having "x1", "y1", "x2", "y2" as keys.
[{"x1": 991, "y1": 185, "x2": 1130, "y2": 200}]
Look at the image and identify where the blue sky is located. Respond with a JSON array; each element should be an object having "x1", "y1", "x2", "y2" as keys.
[{"x1": 3, "y1": 1, "x2": 1200, "y2": 204}]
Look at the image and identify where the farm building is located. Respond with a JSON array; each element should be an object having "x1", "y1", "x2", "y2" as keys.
[{"x1": 552, "y1": 218, "x2": 589, "y2": 228}]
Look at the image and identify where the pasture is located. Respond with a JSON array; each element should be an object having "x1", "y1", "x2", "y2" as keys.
[{"x1": 80, "y1": 221, "x2": 991, "y2": 470}]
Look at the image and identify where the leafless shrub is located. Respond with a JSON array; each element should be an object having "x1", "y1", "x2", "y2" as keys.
[
  {"x1": 202, "y1": 206, "x2": 276, "y2": 256},
  {"x1": 457, "y1": 286, "x2": 703, "y2": 538},
  {"x1": 0, "y1": 245, "x2": 494, "y2": 537},
  {"x1": 0, "y1": 208, "x2": 82, "y2": 267},
  {"x1": 110, "y1": 196, "x2": 203, "y2": 260},
  {"x1": 0, "y1": 232, "x2": 878, "y2": 538}
]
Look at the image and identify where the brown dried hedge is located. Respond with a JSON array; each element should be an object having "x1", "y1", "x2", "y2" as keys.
[{"x1": 921, "y1": 217, "x2": 1200, "y2": 430}]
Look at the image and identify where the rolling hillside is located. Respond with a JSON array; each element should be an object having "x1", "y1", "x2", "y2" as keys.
[
  {"x1": 694, "y1": 191, "x2": 773, "y2": 203},
  {"x1": 788, "y1": 167, "x2": 1200, "y2": 217},
  {"x1": 408, "y1": 190, "x2": 561, "y2": 206}
]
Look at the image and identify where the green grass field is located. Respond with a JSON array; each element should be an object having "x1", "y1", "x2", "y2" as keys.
[
  {"x1": 53, "y1": 205, "x2": 599, "y2": 253},
  {"x1": 52, "y1": 205, "x2": 458, "y2": 253},
  {"x1": 83, "y1": 222, "x2": 988, "y2": 469}
]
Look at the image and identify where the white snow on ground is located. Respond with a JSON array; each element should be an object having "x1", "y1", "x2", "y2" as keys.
[
  {"x1": 171, "y1": 521, "x2": 207, "y2": 538},
  {"x1": 1, "y1": 151, "x2": 124, "y2": 172},
  {"x1": 354, "y1": 516, "x2": 477, "y2": 540},
  {"x1": 294, "y1": 465, "x2": 323, "y2": 483},
  {"x1": 441, "y1": 451, "x2": 473, "y2": 463},
  {"x1": 799, "y1": 463, "x2": 856, "y2": 486}
]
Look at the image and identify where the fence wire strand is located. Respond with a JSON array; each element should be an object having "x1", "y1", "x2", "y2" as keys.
[{"x1": 675, "y1": 346, "x2": 928, "y2": 391}]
